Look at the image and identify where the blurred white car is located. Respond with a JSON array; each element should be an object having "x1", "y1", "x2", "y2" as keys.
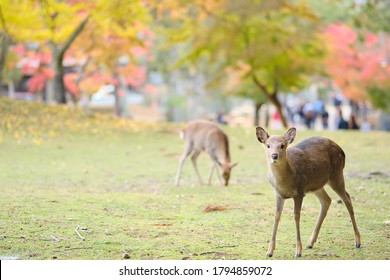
[{"x1": 89, "y1": 85, "x2": 144, "y2": 109}]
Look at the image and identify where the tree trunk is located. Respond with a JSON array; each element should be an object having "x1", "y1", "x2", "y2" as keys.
[
  {"x1": 254, "y1": 102, "x2": 263, "y2": 126},
  {"x1": 113, "y1": 84, "x2": 121, "y2": 116},
  {"x1": 113, "y1": 73, "x2": 131, "y2": 118},
  {"x1": 54, "y1": 71, "x2": 66, "y2": 103},
  {"x1": 252, "y1": 75, "x2": 288, "y2": 128},
  {"x1": 7, "y1": 80, "x2": 14, "y2": 98},
  {"x1": 45, "y1": 79, "x2": 55, "y2": 103},
  {"x1": 49, "y1": 16, "x2": 90, "y2": 104},
  {"x1": 269, "y1": 93, "x2": 288, "y2": 128},
  {"x1": 0, "y1": 33, "x2": 10, "y2": 95},
  {"x1": 49, "y1": 43, "x2": 66, "y2": 103}
]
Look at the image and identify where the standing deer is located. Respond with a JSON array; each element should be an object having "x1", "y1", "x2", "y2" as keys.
[
  {"x1": 175, "y1": 120, "x2": 238, "y2": 186},
  {"x1": 255, "y1": 127, "x2": 361, "y2": 257}
]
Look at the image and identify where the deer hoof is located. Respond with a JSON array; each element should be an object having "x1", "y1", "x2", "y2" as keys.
[
  {"x1": 306, "y1": 245, "x2": 313, "y2": 249},
  {"x1": 355, "y1": 243, "x2": 361, "y2": 248},
  {"x1": 295, "y1": 253, "x2": 302, "y2": 257},
  {"x1": 266, "y1": 253, "x2": 273, "y2": 258}
]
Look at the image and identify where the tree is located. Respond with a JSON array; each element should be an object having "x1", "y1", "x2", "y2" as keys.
[
  {"x1": 350, "y1": 0, "x2": 390, "y2": 111},
  {"x1": 157, "y1": 0, "x2": 325, "y2": 127},
  {"x1": 324, "y1": 23, "x2": 390, "y2": 110},
  {"x1": 36, "y1": 0, "x2": 89, "y2": 103},
  {"x1": 56, "y1": 0, "x2": 152, "y2": 116},
  {"x1": 224, "y1": 62, "x2": 267, "y2": 126},
  {"x1": 0, "y1": 0, "x2": 89, "y2": 102},
  {"x1": 0, "y1": 0, "x2": 44, "y2": 95},
  {"x1": 1, "y1": 0, "x2": 151, "y2": 109},
  {"x1": 352, "y1": 0, "x2": 390, "y2": 33}
]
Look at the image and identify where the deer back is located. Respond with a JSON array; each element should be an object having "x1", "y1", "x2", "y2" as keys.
[
  {"x1": 183, "y1": 120, "x2": 230, "y2": 163},
  {"x1": 286, "y1": 136, "x2": 345, "y2": 193}
]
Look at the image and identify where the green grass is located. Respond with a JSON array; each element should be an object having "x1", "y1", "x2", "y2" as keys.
[{"x1": 0, "y1": 98, "x2": 389, "y2": 260}]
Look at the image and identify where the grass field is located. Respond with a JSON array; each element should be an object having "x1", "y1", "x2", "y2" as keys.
[{"x1": 0, "y1": 98, "x2": 389, "y2": 260}]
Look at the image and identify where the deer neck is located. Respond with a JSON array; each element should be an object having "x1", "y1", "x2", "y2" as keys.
[
  {"x1": 268, "y1": 158, "x2": 298, "y2": 198},
  {"x1": 269, "y1": 158, "x2": 294, "y2": 184},
  {"x1": 215, "y1": 135, "x2": 230, "y2": 164},
  {"x1": 216, "y1": 149, "x2": 230, "y2": 167}
]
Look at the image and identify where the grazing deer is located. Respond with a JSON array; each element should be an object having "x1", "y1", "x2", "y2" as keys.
[
  {"x1": 175, "y1": 120, "x2": 238, "y2": 186},
  {"x1": 255, "y1": 127, "x2": 361, "y2": 257}
]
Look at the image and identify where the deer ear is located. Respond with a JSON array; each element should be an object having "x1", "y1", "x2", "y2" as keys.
[
  {"x1": 284, "y1": 127, "x2": 296, "y2": 144},
  {"x1": 230, "y1": 162, "x2": 238, "y2": 169},
  {"x1": 256, "y1": 127, "x2": 269, "y2": 144}
]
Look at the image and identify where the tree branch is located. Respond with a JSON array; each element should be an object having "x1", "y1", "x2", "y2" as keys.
[
  {"x1": 0, "y1": 4, "x2": 9, "y2": 35},
  {"x1": 272, "y1": 77, "x2": 278, "y2": 96},
  {"x1": 252, "y1": 74, "x2": 271, "y2": 97},
  {"x1": 75, "y1": 226, "x2": 85, "y2": 240},
  {"x1": 58, "y1": 15, "x2": 90, "y2": 58}
]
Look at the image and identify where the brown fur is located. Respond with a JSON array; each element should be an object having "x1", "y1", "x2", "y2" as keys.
[
  {"x1": 256, "y1": 127, "x2": 361, "y2": 257},
  {"x1": 175, "y1": 120, "x2": 237, "y2": 186}
]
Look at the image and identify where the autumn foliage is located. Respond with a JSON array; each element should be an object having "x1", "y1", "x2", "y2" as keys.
[
  {"x1": 1, "y1": 0, "x2": 389, "y2": 118},
  {"x1": 324, "y1": 23, "x2": 390, "y2": 108}
]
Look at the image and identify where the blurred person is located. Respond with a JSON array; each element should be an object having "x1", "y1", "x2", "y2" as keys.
[
  {"x1": 337, "y1": 109, "x2": 348, "y2": 129},
  {"x1": 314, "y1": 99, "x2": 329, "y2": 130},
  {"x1": 333, "y1": 93, "x2": 343, "y2": 108},
  {"x1": 314, "y1": 99, "x2": 324, "y2": 116},
  {"x1": 272, "y1": 109, "x2": 282, "y2": 129},
  {"x1": 348, "y1": 113, "x2": 359, "y2": 130},
  {"x1": 216, "y1": 111, "x2": 228, "y2": 125},
  {"x1": 302, "y1": 102, "x2": 315, "y2": 129},
  {"x1": 321, "y1": 110, "x2": 329, "y2": 129}
]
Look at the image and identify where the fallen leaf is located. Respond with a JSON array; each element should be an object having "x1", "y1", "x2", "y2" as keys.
[{"x1": 203, "y1": 204, "x2": 227, "y2": 212}]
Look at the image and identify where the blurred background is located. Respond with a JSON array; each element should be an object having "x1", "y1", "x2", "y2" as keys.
[{"x1": 0, "y1": 0, "x2": 389, "y2": 131}]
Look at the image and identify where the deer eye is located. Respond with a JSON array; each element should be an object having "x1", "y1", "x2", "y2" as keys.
[
  {"x1": 266, "y1": 144, "x2": 270, "y2": 148},
  {"x1": 280, "y1": 144, "x2": 285, "y2": 149}
]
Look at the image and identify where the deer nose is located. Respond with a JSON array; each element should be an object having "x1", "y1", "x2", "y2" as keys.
[{"x1": 271, "y1": 153, "x2": 278, "y2": 160}]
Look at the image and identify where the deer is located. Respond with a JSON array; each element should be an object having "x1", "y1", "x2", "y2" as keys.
[
  {"x1": 174, "y1": 120, "x2": 238, "y2": 187},
  {"x1": 255, "y1": 126, "x2": 361, "y2": 257}
]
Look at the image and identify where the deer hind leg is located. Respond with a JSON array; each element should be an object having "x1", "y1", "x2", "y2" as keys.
[
  {"x1": 293, "y1": 196, "x2": 304, "y2": 257},
  {"x1": 329, "y1": 177, "x2": 361, "y2": 248},
  {"x1": 267, "y1": 194, "x2": 285, "y2": 257},
  {"x1": 191, "y1": 150, "x2": 204, "y2": 185},
  {"x1": 175, "y1": 144, "x2": 192, "y2": 186},
  {"x1": 307, "y1": 188, "x2": 331, "y2": 249}
]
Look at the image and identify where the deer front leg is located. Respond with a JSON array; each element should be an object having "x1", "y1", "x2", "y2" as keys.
[
  {"x1": 214, "y1": 161, "x2": 222, "y2": 186},
  {"x1": 175, "y1": 147, "x2": 192, "y2": 186},
  {"x1": 267, "y1": 194, "x2": 285, "y2": 257},
  {"x1": 293, "y1": 196, "x2": 304, "y2": 257}
]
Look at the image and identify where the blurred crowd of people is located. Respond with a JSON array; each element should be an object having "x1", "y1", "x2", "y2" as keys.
[{"x1": 286, "y1": 95, "x2": 361, "y2": 130}]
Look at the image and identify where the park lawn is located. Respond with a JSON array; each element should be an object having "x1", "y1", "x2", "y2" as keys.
[{"x1": 0, "y1": 99, "x2": 389, "y2": 260}]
